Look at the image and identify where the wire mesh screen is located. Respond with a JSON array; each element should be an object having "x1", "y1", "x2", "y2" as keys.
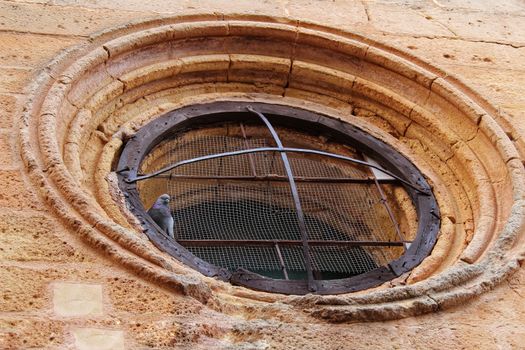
[
  {"x1": 139, "y1": 121, "x2": 413, "y2": 281},
  {"x1": 186, "y1": 245, "x2": 285, "y2": 275},
  {"x1": 172, "y1": 184, "x2": 302, "y2": 241}
]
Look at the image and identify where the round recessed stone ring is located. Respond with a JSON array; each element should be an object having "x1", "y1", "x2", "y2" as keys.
[{"x1": 19, "y1": 14, "x2": 525, "y2": 321}]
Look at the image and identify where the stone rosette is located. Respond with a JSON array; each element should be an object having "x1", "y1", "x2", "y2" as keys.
[{"x1": 19, "y1": 14, "x2": 525, "y2": 322}]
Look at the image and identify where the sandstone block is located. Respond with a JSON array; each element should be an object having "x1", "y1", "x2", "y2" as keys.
[
  {"x1": 170, "y1": 21, "x2": 229, "y2": 41},
  {"x1": 366, "y1": 2, "x2": 454, "y2": 36},
  {"x1": 0, "y1": 68, "x2": 30, "y2": 94},
  {"x1": 467, "y1": 130, "x2": 509, "y2": 184},
  {"x1": 408, "y1": 216, "x2": 457, "y2": 283},
  {"x1": 431, "y1": 77, "x2": 484, "y2": 125},
  {"x1": 353, "y1": 76, "x2": 414, "y2": 117},
  {"x1": 0, "y1": 170, "x2": 41, "y2": 211},
  {"x1": 108, "y1": 40, "x2": 172, "y2": 80},
  {"x1": 404, "y1": 122, "x2": 455, "y2": 162},
  {"x1": 355, "y1": 102, "x2": 411, "y2": 137},
  {"x1": 0, "y1": 94, "x2": 17, "y2": 129},
  {"x1": 423, "y1": 90, "x2": 478, "y2": 143},
  {"x1": 290, "y1": 1, "x2": 368, "y2": 31},
  {"x1": 425, "y1": 10, "x2": 525, "y2": 44},
  {"x1": 72, "y1": 328, "x2": 124, "y2": 350},
  {"x1": 227, "y1": 21, "x2": 296, "y2": 40},
  {"x1": 67, "y1": 64, "x2": 113, "y2": 108},
  {"x1": 0, "y1": 265, "x2": 104, "y2": 313},
  {"x1": 0, "y1": 32, "x2": 78, "y2": 68},
  {"x1": 365, "y1": 46, "x2": 437, "y2": 89},
  {"x1": 284, "y1": 87, "x2": 354, "y2": 114},
  {"x1": 179, "y1": 54, "x2": 230, "y2": 74},
  {"x1": 293, "y1": 41, "x2": 364, "y2": 83},
  {"x1": 224, "y1": 35, "x2": 294, "y2": 59},
  {"x1": 53, "y1": 282, "x2": 103, "y2": 317},
  {"x1": 103, "y1": 25, "x2": 175, "y2": 59},
  {"x1": 53, "y1": 0, "x2": 188, "y2": 13},
  {"x1": 0, "y1": 132, "x2": 14, "y2": 167},
  {"x1": 0, "y1": 319, "x2": 64, "y2": 349},
  {"x1": 442, "y1": 65, "x2": 525, "y2": 113},
  {"x1": 0, "y1": 2, "x2": 145, "y2": 36},
  {"x1": 120, "y1": 59, "x2": 183, "y2": 91},
  {"x1": 84, "y1": 80, "x2": 124, "y2": 112},
  {"x1": 0, "y1": 266, "x2": 55, "y2": 312},
  {"x1": 0, "y1": 212, "x2": 89, "y2": 262},
  {"x1": 107, "y1": 276, "x2": 202, "y2": 315},
  {"x1": 290, "y1": 60, "x2": 355, "y2": 101},
  {"x1": 229, "y1": 54, "x2": 290, "y2": 86}
]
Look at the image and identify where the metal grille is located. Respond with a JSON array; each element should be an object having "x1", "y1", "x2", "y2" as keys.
[
  {"x1": 138, "y1": 115, "x2": 413, "y2": 282},
  {"x1": 187, "y1": 245, "x2": 283, "y2": 272},
  {"x1": 173, "y1": 188, "x2": 302, "y2": 241}
]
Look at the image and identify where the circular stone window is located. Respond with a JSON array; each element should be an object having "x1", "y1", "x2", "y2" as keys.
[{"x1": 117, "y1": 101, "x2": 440, "y2": 295}]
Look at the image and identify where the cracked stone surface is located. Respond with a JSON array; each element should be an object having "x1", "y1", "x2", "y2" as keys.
[{"x1": 0, "y1": 1, "x2": 525, "y2": 349}]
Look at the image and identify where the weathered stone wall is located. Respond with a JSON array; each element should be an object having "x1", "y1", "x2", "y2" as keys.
[{"x1": 1, "y1": 1, "x2": 525, "y2": 349}]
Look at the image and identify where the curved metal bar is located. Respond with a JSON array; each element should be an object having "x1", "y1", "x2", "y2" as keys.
[
  {"x1": 126, "y1": 147, "x2": 428, "y2": 194},
  {"x1": 246, "y1": 106, "x2": 316, "y2": 291},
  {"x1": 128, "y1": 147, "x2": 281, "y2": 182},
  {"x1": 280, "y1": 148, "x2": 428, "y2": 194},
  {"x1": 116, "y1": 100, "x2": 441, "y2": 295}
]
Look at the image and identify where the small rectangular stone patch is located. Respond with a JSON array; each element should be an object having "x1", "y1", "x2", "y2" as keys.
[
  {"x1": 72, "y1": 328, "x2": 124, "y2": 350},
  {"x1": 53, "y1": 282, "x2": 103, "y2": 317}
]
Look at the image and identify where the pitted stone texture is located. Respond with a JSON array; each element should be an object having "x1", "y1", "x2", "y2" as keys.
[
  {"x1": 0, "y1": 266, "x2": 56, "y2": 312},
  {"x1": 129, "y1": 319, "x2": 230, "y2": 349},
  {"x1": 0, "y1": 132, "x2": 14, "y2": 167},
  {"x1": 0, "y1": 33, "x2": 79, "y2": 68},
  {"x1": 107, "y1": 277, "x2": 203, "y2": 315},
  {"x1": 0, "y1": 94, "x2": 17, "y2": 129},
  {"x1": 16, "y1": 11, "x2": 525, "y2": 329},
  {"x1": 0, "y1": 171, "x2": 42, "y2": 211},
  {"x1": 0, "y1": 68, "x2": 31, "y2": 94},
  {"x1": 53, "y1": 0, "x2": 190, "y2": 13},
  {"x1": 0, "y1": 1, "x2": 522, "y2": 349},
  {"x1": 0, "y1": 319, "x2": 64, "y2": 349},
  {"x1": 0, "y1": 265, "x2": 105, "y2": 313},
  {"x1": 0, "y1": 2, "x2": 149, "y2": 37},
  {"x1": 53, "y1": 283, "x2": 103, "y2": 317},
  {"x1": 365, "y1": 2, "x2": 455, "y2": 37},
  {"x1": 72, "y1": 328, "x2": 125, "y2": 350},
  {"x1": 0, "y1": 212, "x2": 90, "y2": 262}
]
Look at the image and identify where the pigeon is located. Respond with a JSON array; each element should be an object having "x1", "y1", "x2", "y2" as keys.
[{"x1": 147, "y1": 194, "x2": 174, "y2": 239}]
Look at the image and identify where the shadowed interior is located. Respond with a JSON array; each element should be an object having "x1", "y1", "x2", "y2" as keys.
[{"x1": 137, "y1": 119, "x2": 415, "y2": 282}]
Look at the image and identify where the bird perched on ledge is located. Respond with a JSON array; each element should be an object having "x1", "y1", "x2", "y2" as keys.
[{"x1": 147, "y1": 194, "x2": 174, "y2": 239}]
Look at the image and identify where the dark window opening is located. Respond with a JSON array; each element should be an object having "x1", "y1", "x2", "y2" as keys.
[
  {"x1": 175, "y1": 199, "x2": 380, "y2": 280},
  {"x1": 117, "y1": 102, "x2": 440, "y2": 295}
]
